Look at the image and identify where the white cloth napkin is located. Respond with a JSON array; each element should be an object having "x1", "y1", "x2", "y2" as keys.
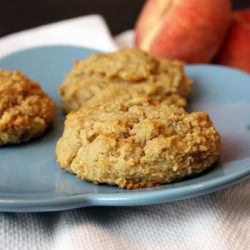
[
  {"x1": 0, "y1": 15, "x2": 117, "y2": 58},
  {"x1": 0, "y1": 15, "x2": 250, "y2": 250}
]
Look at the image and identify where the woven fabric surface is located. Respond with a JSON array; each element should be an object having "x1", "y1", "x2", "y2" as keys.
[{"x1": 1, "y1": 180, "x2": 249, "y2": 250}]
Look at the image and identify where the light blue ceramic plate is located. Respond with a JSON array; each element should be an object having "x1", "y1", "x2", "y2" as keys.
[{"x1": 0, "y1": 46, "x2": 250, "y2": 212}]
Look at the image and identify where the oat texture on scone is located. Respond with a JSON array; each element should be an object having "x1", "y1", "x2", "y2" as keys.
[
  {"x1": 59, "y1": 48, "x2": 192, "y2": 113},
  {"x1": 56, "y1": 102, "x2": 220, "y2": 189},
  {"x1": 0, "y1": 69, "x2": 56, "y2": 145}
]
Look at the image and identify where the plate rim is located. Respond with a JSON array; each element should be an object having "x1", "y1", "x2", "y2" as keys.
[
  {"x1": 1, "y1": 163, "x2": 249, "y2": 210},
  {"x1": 0, "y1": 45, "x2": 250, "y2": 212}
]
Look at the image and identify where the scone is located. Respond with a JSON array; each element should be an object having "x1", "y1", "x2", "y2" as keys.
[
  {"x1": 56, "y1": 102, "x2": 220, "y2": 189},
  {"x1": 0, "y1": 69, "x2": 56, "y2": 145},
  {"x1": 59, "y1": 48, "x2": 192, "y2": 113}
]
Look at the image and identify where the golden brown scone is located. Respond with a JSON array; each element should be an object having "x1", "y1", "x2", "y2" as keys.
[
  {"x1": 59, "y1": 48, "x2": 192, "y2": 113},
  {"x1": 56, "y1": 102, "x2": 220, "y2": 189},
  {"x1": 0, "y1": 69, "x2": 56, "y2": 145}
]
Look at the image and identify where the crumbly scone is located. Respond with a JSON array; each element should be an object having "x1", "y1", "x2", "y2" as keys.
[
  {"x1": 0, "y1": 69, "x2": 56, "y2": 145},
  {"x1": 56, "y1": 102, "x2": 220, "y2": 189},
  {"x1": 59, "y1": 48, "x2": 192, "y2": 113}
]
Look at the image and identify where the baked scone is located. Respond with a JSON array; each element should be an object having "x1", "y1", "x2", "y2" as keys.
[
  {"x1": 56, "y1": 102, "x2": 220, "y2": 189},
  {"x1": 0, "y1": 69, "x2": 56, "y2": 145},
  {"x1": 59, "y1": 48, "x2": 192, "y2": 113}
]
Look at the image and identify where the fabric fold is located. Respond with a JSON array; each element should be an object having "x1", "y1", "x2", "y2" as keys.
[{"x1": 0, "y1": 15, "x2": 117, "y2": 59}]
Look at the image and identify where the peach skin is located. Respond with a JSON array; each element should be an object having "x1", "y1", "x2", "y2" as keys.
[
  {"x1": 215, "y1": 8, "x2": 250, "y2": 73},
  {"x1": 135, "y1": 0, "x2": 231, "y2": 63}
]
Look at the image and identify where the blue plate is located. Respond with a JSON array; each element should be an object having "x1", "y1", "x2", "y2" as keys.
[{"x1": 0, "y1": 45, "x2": 250, "y2": 212}]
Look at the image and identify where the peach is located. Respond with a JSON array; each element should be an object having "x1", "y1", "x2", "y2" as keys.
[
  {"x1": 135, "y1": 0, "x2": 231, "y2": 63},
  {"x1": 215, "y1": 8, "x2": 250, "y2": 73}
]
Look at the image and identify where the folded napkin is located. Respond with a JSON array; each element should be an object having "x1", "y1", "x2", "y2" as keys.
[
  {"x1": 0, "y1": 15, "x2": 250, "y2": 250},
  {"x1": 0, "y1": 15, "x2": 117, "y2": 58}
]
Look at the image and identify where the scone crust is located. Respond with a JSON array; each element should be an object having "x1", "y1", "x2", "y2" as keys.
[
  {"x1": 59, "y1": 48, "x2": 192, "y2": 113},
  {"x1": 0, "y1": 69, "x2": 56, "y2": 145},
  {"x1": 56, "y1": 103, "x2": 220, "y2": 189}
]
